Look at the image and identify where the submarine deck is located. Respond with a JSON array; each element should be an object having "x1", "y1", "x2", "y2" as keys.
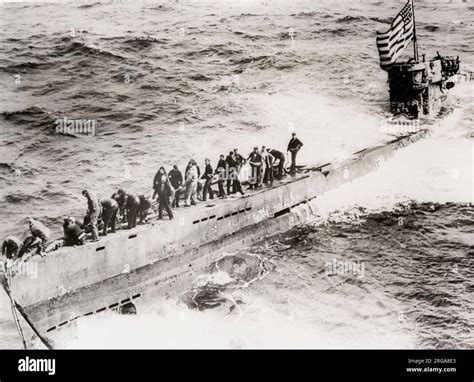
[{"x1": 47, "y1": 171, "x2": 311, "y2": 257}]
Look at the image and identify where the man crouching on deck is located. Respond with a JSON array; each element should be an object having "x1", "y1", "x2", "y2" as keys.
[{"x1": 2, "y1": 236, "x2": 21, "y2": 260}]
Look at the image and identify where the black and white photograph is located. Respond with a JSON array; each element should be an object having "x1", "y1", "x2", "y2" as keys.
[{"x1": 0, "y1": 0, "x2": 472, "y2": 377}]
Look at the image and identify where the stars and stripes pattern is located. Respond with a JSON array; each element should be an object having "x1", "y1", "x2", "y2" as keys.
[{"x1": 376, "y1": 1, "x2": 415, "y2": 70}]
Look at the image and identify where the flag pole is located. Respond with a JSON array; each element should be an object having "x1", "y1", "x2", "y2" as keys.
[{"x1": 411, "y1": 0, "x2": 419, "y2": 61}]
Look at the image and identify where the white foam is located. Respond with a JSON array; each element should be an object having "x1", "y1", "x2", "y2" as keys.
[{"x1": 64, "y1": 297, "x2": 413, "y2": 349}]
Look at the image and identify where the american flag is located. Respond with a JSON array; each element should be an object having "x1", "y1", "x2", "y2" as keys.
[{"x1": 376, "y1": 1, "x2": 415, "y2": 70}]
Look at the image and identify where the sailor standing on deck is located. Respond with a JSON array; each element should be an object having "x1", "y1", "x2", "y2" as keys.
[
  {"x1": 233, "y1": 149, "x2": 246, "y2": 196},
  {"x1": 185, "y1": 160, "x2": 201, "y2": 179},
  {"x1": 169, "y1": 165, "x2": 183, "y2": 208},
  {"x1": 287, "y1": 132, "x2": 303, "y2": 174},
  {"x1": 215, "y1": 155, "x2": 227, "y2": 198},
  {"x1": 261, "y1": 146, "x2": 275, "y2": 185},
  {"x1": 184, "y1": 160, "x2": 199, "y2": 207},
  {"x1": 185, "y1": 159, "x2": 201, "y2": 201},
  {"x1": 225, "y1": 151, "x2": 237, "y2": 195},
  {"x1": 152, "y1": 167, "x2": 166, "y2": 200},
  {"x1": 234, "y1": 148, "x2": 245, "y2": 167},
  {"x1": 82, "y1": 190, "x2": 101, "y2": 241},
  {"x1": 247, "y1": 146, "x2": 263, "y2": 189},
  {"x1": 201, "y1": 158, "x2": 214, "y2": 201},
  {"x1": 157, "y1": 173, "x2": 174, "y2": 220}
]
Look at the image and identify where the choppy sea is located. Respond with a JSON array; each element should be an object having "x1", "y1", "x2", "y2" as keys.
[{"x1": 0, "y1": 0, "x2": 473, "y2": 349}]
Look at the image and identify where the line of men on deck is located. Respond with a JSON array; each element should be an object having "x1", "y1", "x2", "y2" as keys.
[{"x1": 2, "y1": 133, "x2": 303, "y2": 262}]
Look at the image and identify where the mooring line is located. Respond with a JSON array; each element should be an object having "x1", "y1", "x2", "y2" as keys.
[
  {"x1": 4, "y1": 270, "x2": 27, "y2": 349},
  {"x1": 3, "y1": 268, "x2": 54, "y2": 349}
]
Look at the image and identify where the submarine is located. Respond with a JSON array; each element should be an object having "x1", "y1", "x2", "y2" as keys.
[
  {"x1": 1, "y1": 1, "x2": 473, "y2": 349},
  {"x1": 0, "y1": 130, "x2": 433, "y2": 348}
]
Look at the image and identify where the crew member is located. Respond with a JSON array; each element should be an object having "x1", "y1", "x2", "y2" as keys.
[
  {"x1": 185, "y1": 160, "x2": 201, "y2": 179},
  {"x1": 157, "y1": 173, "x2": 174, "y2": 220},
  {"x1": 233, "y1": 148, "x2": 245, "y2": 169},
  {"x1": 2, "y1": 236, "x2": 21, "y2": 260},
  {"x1": 24, "y1": 218, "x2": 51, "y2": 256},
  {"x1": 215, "y1": 154, "x2": 227, "y2": 198},
  {"x1": 225, "y1": 151, "x2": 237, "y2": 195},
  {"x1": 261, "y1": 146, "x2": 275, "y2": 185},
  {"x1": 169, "y1": 165, "x2": 183, "y2": 208},
  {"x1": 152, "y1": 167, "x2": 166, "y2": 200},
  {"x1": 63, "y1": 217, "x2": 86, "y2": 246},
  {"x1": 82, "y1": 190, "x2": 101, "y2": 241},
  {"x1": 117, "y1": 189, "x2": 140, "y2": 229},
  {"x1": 100, "y1": 197, "x2": 119, "y2": 235},
  {"x1": 247, "y1": 146, "x2": 262, "y2": 189},
  {"x1": 184, "y1": 160, "x2": 198, "y2": 207},
  {"x1": 269, "y1": 147, "x2": 285, "y2": 178},
  {"x1": 287, "y1": 132, "x2": 304, "y2": 174},
  {"x1": 201, "y1": 158, "x2": 214, "y2": 201},
  {"x1": 195, "y1": 162, "x2": 202, "y2": 200},
  {"x1": 138, "y1": 195, "x2": 151, "y2": 223},
  {"x1": 111, "y1": 192, "x2": 126, "y2": 222},
  {"x1": 19, "y1": 236, "x2": 37, "y2": 258},
  {"x1": 233, "y1": 149, "x2": 245, "y2": 196}
]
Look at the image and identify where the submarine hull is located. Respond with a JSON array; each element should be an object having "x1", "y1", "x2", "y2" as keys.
[{"x1": 4, "y1": 130, "x2": 428, "y2": 348}]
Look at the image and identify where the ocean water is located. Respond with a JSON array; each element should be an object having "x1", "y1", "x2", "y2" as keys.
[{"x1": 0, "y1": 0, "x2": 472, "y2": 349}]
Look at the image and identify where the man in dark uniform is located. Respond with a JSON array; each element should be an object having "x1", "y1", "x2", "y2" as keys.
[
  {"x1": 152, "y1": 167, "x2": 166, "y2": 200},
  {"x1": 169, "y1": 165, "x2": 183, "y2": 208},
  {"x1": 287, "y1": 132, "x2": 304, "y2": 174},
  {"x1": 261, "y1": 146, "x2": 275, "y2": 185},
  {"x1": 215, "y1": 154, "x2": 227, "y2": 198},
  {"x1": 117, "y1": 189, "x2": 140, "y2": 229},
  {"x1": 100, "y1": 197, "x2": 119, "y2": 235},
  {"x1": 268, "y1": 147, "x2": 286, "y2": 178},
  {"x1": 225, "y1": 151, "x2": 237, "y2": 194},
  {"x1": 234, "y1": 148, "x2": 245, "y2": 169},
  {"x1": 201, "y1": 158, "x2": 214, "y2": 201},
  {"x1": 247, "y1": 146, "x2": 263, "y2": 189},
  {"x1": 157, "y1": 174, "x2": 174, "y2": 220}
]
